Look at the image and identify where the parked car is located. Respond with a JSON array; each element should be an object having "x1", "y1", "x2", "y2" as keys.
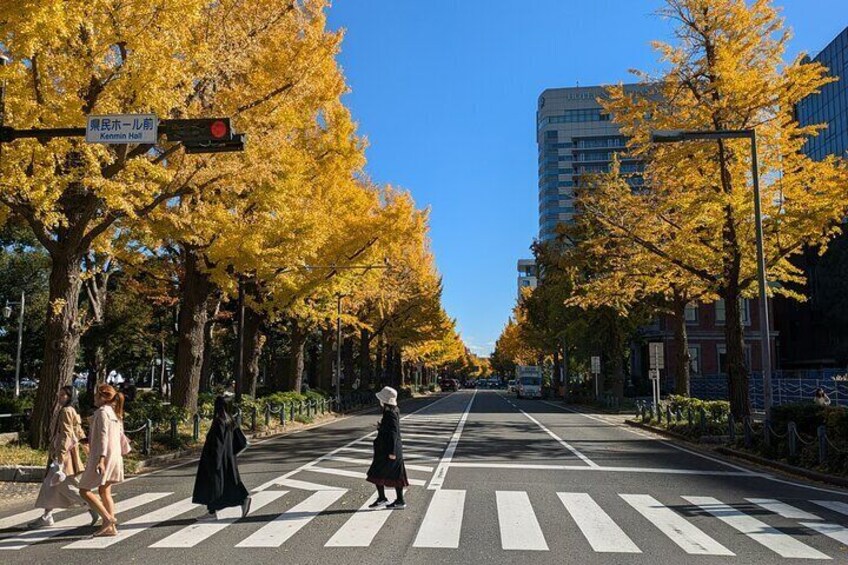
[{"x1": 440, "y1": 378, "x2": 459, "y2": 392}]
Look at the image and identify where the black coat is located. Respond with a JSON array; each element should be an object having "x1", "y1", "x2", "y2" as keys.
[
  {"x1": 192, "y1": 418, "x2": 249, "y2": 511},
  {"x1": 366, "y1": 406, "x2": 409, "y2": 487}
]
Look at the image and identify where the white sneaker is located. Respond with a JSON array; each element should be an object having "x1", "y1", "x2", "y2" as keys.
[
  {"x1": 197, "y1": 511, "x2": 218, "y2": 522},
  {"x1": 241, "y1": 497, "x2": 252, "y2": 518},
  {"x1": 27, "y1": 515, "x2": 54, "y2": 529}
]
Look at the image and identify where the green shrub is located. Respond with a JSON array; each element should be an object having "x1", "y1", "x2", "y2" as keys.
[{"x1": 0, "y1": 391, "x2": 34, "y2": 414}]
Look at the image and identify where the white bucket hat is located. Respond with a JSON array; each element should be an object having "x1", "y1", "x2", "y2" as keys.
[{"x1": 375, "y1": 386, "x2": 398, "y2": 406}]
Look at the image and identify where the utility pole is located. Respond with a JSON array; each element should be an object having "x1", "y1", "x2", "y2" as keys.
[
  {"x1": 3, "y1": 291, "x2": 25, "y2": 398},
  {"x1": 335, "y1": 293, "x2": 344, "y2": 404},
  {"x1": 234, "y1": 276, "x2": 245, "y2": 402}
]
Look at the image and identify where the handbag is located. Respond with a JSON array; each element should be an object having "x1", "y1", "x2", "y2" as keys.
[{"x1": 233, "y1": 426, "x2": 249, "y2": 456}]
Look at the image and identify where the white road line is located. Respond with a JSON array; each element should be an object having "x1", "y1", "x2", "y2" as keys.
[
  {"x1": 402, "y1": 444, "x2": 444, "y2": 453},
  {"x1": 253, "y1": 393, "x2": 459, "y2": 492},
  {"x1": 149, "y1": 491, "x2": 286, "y2": 548},
  {"x1": 620, "y1": 494, "x2": 733, "y2": 556},
  {"x1": 0, "y1": 508, "x2": 49, "y2": 531},
  {"x1": 307, "y1": 466, "x2": 426, "y2": 486},
  {"x1": 326, "y1": 455, "x2": 434, "y2": 473},
  {"x1": 496, "y1": 491, "x2": 548, "y2": 551},
  {"x1": 0, "y1": 492, "x2": 170, "y2": 550},
  {"x1": 812, "y1": 500, "x2": 848, "y2": 516},
  {"x1": 237, "y1": 489, "x2": 346, "y2": 548},
  {"x1": 276, "y1": 478, "x2": 345, "y2": 491},
  {"x1": 558, "y1": 492, "x2": 640, "y2": 553},
  {"x1": 519, "y1": 410, "x2": 598, "y2": 468},
  {"x1": 445, "y1": 462, "x2": 756, "y2": 476},
  {"x1": 746, "y1": 498, "x2": 823, "y2": 521},
  {"x1": 428, "y1": 390, "x2": 477, "y2": 490},
  {"x1": 413, "y1": 489, "x2": 465, "y2": 548},
  {"x1": 683, "y1": 496, "x2": 830, "y2": 560},
  {"x1": 325, "y1": 493, "x2": 394, "y2": 547},
  {"x1": 64, "y1": 497, "x2": 197, "y2": 550},
  {"x1": 801, "y1": 522, "x2": 848, "y2": 545},
  {"x1": 402, "y1": 435, "x2": 452, "y2": 444}
]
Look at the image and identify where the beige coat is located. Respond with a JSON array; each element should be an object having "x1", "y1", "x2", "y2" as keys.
[
  {"x1": 78, "y1": 405, "x2": 125, "y2": 490},
  {"x1": 48, "y1": 406, "x2": 85, "y2": 477}
]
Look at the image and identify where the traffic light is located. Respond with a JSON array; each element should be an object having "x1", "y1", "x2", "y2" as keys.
[{"x1": 161, "y1": 118, "x2": 245, "y2": 154}]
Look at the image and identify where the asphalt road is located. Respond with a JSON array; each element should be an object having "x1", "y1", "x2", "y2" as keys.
[{"x1": 2, "y1": 389, "x2": 848, "y2": 564}]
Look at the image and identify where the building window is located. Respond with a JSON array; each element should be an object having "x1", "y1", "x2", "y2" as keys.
[
  {"x1": 684, "y1": 303, "x2": 698, "y2": 324},
  {"x1": 717, "y1": 344, "x2": 752, "y2": 374},
  {"x1": 715, "y1": 299, "x2": 751, "y2": 326},
  {"x1": 687, "y1": 345, "x2": 701, "y2": 376}
]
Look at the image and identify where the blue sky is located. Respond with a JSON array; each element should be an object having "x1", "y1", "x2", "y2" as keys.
[{"x1": 326, "y1": 1, "x2": 848, "y2": 357}]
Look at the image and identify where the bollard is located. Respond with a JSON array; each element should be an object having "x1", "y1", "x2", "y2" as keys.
[
  {"x1": 641, "y1": 404, "x2": 647, "y2": 422},
  {"x1": 290, "y1": 403, "x2": 295, "y2": 422},
  {"x1": 676, "y1": 408, "x2": 682, "y2": 423},
  {"x1": 656, "y1": 403, "x2": 662, "y2": 422},
  {"x1": 251, "y1": 406, "x2": 258, "y2": 432},
  {"x1": 788, "y1": 422, "x2": 797, "y2": 458},
  {"x1": 665, "y1": 406, "x2": 672, "y2": 426},
  {"x1": 144, "y1": 419, "x2": 152, "y2": 455},
  {"x1": 265, "y1": 404, "x2": 271, "y2": 428},
  {"x1": 698, "y1": 407, "x2": 706, "y2": 436},
  {"x1": 170, "y1": 416, "x2": 178, "y2": 443},
  {"x1": 687, "y1": 406, "x2": 693, "y2": 428},
  {"x1": 764, "y1": 419, "x2": 772, "y2": 448},
  {"x1": 744, "y1": 416, "x2": 752, "y2": 448},
  {"x1": 192, "y1": 413, "x2": 200, "y2": 441},
  {"x1": 728, "y1": 413, "x2": 735, "y2": 442},
  {"x1": 307, "y1": 401, "x2": 312, "y2": 419},
  {"x1": 280, "y1": 404, "x2": 286, "y2": 426},
  {"x1": 818, "y1": 425, "x2": 828, "y2": 466}
]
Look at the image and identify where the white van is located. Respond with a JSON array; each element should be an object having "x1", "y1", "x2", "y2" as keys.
[{"x1": 516, "y1": 375, "x2": 542, "y2": 399}]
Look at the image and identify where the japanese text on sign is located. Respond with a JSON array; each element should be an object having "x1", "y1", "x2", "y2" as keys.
[{"x1": 86, "y1": 114, "x2": 158, "y2": 144}]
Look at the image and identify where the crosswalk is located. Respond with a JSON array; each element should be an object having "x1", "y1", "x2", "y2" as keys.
[{"x1": 2, "y1": 488, "x2": 848, "y2": 558}]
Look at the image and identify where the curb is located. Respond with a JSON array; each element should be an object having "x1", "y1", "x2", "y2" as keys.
[{"x1": 0, "y1": 465, "x2": 46, "y2": 483}]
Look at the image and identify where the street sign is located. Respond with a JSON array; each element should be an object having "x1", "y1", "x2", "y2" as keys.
[
  {"x1": 591, "y1": 356, "x2": 601, "y2": 375},
  {"x1": 86, "y1": 114, "x2": 158, "y2": 144},
  {"x1": 649, "y1": 342, "x2": 665, "y2": 370},
  {"x1": 649, "y1": 368, "x2": 660, "y2": 380}
]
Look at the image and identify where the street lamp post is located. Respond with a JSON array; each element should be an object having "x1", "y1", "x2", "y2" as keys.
[
  {"x1": 3, "y1": 291, "x2": 25, "y2": 398},
  {"x1": 335, "y1": 293, "x2": 345, "y2": 405},
  {"x1": 651, "y1": 129, "x2": 773, "y2": 418}
]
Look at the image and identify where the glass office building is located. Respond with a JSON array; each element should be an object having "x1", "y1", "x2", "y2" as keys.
[{"x1": 536, "y1": 85, "x2": 643, "y2": 241}]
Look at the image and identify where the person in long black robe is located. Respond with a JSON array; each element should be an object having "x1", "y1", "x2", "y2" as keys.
[
  {"x1": 366, "y1": 386, "x2": 409, "y2": 509},
  {"x1": 192, "y1": 396, "x2": 250, "y2": 519}
]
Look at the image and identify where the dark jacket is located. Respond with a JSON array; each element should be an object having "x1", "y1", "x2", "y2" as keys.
[
  {"x1": 366, "y1": 406, "x2": 409, "y2": 487},
  {"x1": 192, "y1": 417, "x2": 249, "y2": 510}
]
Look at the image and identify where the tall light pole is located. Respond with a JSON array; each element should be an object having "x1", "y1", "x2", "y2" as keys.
[
  {"x1": 335, "y1": 293, "x2": 345, "y2": 404},
  {"x1": 651, "y1": 129, "x2": 772, "y2": 417},
  {"x1": 3, "y1": 291, "x2": 25, "y2": 398}
]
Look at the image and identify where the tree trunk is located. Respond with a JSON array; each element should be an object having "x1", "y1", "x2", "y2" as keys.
[
  {"x1": 671, "y1": 296, "x2": 691, "y2": 396},
  {"x1": 343, "y1": 336, "x2": 355, "y2": 388},
  {"x1": 85, "y1": 343, "x2": 107, "y2": 395},
  {"x1": 376, "y1": 336, "x2": 384, "y2": 384},
  {"x1": 172, "y1": 249, "x2": 214, "y2": 414},
  {"x1": 306, "y1": 335, "x2": 319, "y2": 389},
  {"x1": 359, "y1": 329, "x2": 371, "y2": 385},
  {"x1": 240, "y1": 305, "x2": 264, "y2": 398},
  {"x1": 724, "y1": 288, "x2": 751, "y2": 418},
  {"x1": 319, "y1": 327, "x2": 334, "y2": 391},
  {"x1": 31, "y1": 252, "x2": 83, "y2": 448},
  {"x1": 288, "y1": 321, "x2": 307, "y2": 393},
  {"x1": 199, "y1": 299, "x2": 221, "y2": 394}
]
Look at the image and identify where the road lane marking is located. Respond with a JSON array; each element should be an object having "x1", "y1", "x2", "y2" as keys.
[
  {"x1": 620, "y1": 494, "x2": 733, "y2": 556},
  {"x1": 0, "y1": 492, "x2": 171, "y2": 550},
  {"x1": 801, "y1": 522, "x2": 848, "y2": 545},
  {"x1": 683, "y1": 496, "x2": 830, "y2": 559},
  {"x1": 254, "y1": 392, "x2": 462, "y2": 492},
  {"x1": 0, "y1": 508, "x2": 50, "y2": 531},
  {"x1": 518, "y1": 410, "x2": 598, "y2": 467},
  {"x1": 325, "y1": 492, "x2": 395, "y2": 547},
  {"x1": 445, "y1": 462, "x2": 762, "y2": 476},
  {"x1": 150, "y1": 490, "x2": 285, "y2": 548},
  {"x1": 812, "y1": 500, "x2": 848, "y2": 516},
  {"x1": 557, "y1": 492, "x2": 640, "y2": 553},
  {"x1": 746, "y1": 498, "x2": 823, "y2": 521},
  {"x1": 307, "y1": 466, "x2": 426, "y2": 486},
  {"x1": 428, "y1": 390, "x2": 478, "y2": 490},
  {"x1": 275, "y1": 479, "x2": 345, "y2": 491},
  {"x1": 326, "y1": 455, "x2": 434, "y2": 473},
  {"x1": 237, "y1": 489, "x2": 346, "y2": 547},
  {"x1": 413, "y1": 489, "x2": 465, "y2": 548},
  {"x1": 496, "y1": 491, "x2": 548, "y2": 551},
  {"x1": 64, "y1": 497, "x2": 197, "y2": 549}
]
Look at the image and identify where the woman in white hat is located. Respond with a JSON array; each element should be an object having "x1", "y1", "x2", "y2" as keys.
[{"x1": 366, "y1": 386, "x2": 409, "y2": 509}]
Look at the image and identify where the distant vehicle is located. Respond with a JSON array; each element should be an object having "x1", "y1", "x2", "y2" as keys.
[
  {"x1": 515, "y1": 366, "x2": 542, "y2": 399},
  {"x1": 440, "y1": 378, "x2": 459, "y2": 392},
  {"x1": 488, "y1": 378, "x2": 502, "y2": 389},
  {"x1": 507, "y1": 379, "x2": 516, "y2": 392},
  {"x1": 20, "y1": 377, "x2": 38, "y2": 390}
]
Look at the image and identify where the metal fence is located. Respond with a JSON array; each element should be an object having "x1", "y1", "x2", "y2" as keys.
[{"x1": 668, "y1": 371, "x2": 848, "y2": 408}]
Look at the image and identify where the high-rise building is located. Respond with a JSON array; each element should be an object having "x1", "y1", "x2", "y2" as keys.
[
  {"x1": 775, "y1": 26, "x2": 848, "y2": 369},
  {"x1": 517, "y1": 259, "x2": 537, "y2": 295},
  {"x1": 536, "y1": 85, "x2": 643, "y2": 241}
]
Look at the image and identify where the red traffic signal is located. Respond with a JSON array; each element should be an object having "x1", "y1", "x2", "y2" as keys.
[{"x1": 210, "y1": 120, "x2": 229, "y2": 140}]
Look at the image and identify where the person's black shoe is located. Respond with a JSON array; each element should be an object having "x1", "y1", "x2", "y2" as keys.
[
  {"x1": 386, "y1": 500, "x2": 406, "y2": 510},
  {"x1": 368, "y1": 498, "x2": 389, "y2": 509}
]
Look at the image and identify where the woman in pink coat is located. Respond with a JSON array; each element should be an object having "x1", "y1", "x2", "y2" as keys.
[{"x1": 79, "y1": 384, "x2": 126, "y2": 537}]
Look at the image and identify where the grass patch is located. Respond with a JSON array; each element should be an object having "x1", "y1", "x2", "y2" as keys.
[{"x1": 0, "y1": 443, "x2": 48, "y2": 466}]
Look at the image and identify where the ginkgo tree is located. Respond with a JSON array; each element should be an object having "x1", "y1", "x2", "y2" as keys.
[{"x1": 582, "y1": 0, "x2": 848, "y2": 417}]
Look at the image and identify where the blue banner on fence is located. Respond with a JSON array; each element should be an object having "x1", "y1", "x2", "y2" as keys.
[{"x1": 678, "y1": 371, "x2": 848, "y2": 408}]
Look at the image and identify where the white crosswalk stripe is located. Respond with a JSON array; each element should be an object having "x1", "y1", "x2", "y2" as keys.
[
  {"x1": 683, "y1": 496, "x2": 831, "y2": 560},
  {"x1": 236, "y1": 489, "x2": 346, "y2": 548},
  {"x1": 325, "y1": 492, "x2": 395, "y2": 547},
  {"x1": 0, "y1": 492, "x2": 171, "y2": 550},
  {"x1": 150, "y1": 491, "x2": 286, "y2": 548},
  {"x1": 620, "y1": 494, "x2": 733, "y2": 556},
  {"x1": 812, "y1": 500, "x2": 848, "y2": 516},
  {"x1": 0, "y1": 508, "x2": 47, "y2": 532},
  {"x1": 65, "y1": 497, "x2": 198, "y2": 549},
  {"x1": 558, "y1": 492, "x2": 641, "y2": 553},
  {"x1": 746, "y1": 498, "x2": 823, "y2": 521},
  {"x1": 496, "y1": 491, "x2": 548, "y2": 550},
  {"x1": 413, "y1": 489, "x2": 465, "y2": 548}
]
